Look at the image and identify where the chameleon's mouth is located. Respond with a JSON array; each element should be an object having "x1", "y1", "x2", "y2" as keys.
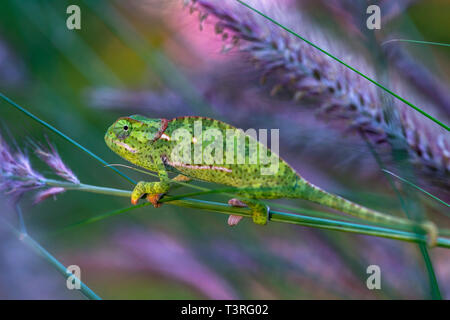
[
  {"x1": 114, "y1": 140, "x2": 137, "y2": 153},
  {"x1": 104, "y1": 130, "x2": 138, "y2": 155}
]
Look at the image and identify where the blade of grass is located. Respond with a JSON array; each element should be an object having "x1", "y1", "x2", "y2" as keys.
[
  {"x1": 61, "y1": 195, "x2": 450, "y2": 248},
  {"x1": 382, "y1": 169, "x2": 450, "y2": 208},
  {"x1": 39, "y1": 178, "x2": 450, "y2": 248},
  {"x1": 381, "y1": 39, "x2": 450, "y2": 47},
  {"x1": 361, "y1": 132, "x2": 442, "y2": 300},
  {"x1": 2, "y1": 218, "x2": 101, "y2": 300}
]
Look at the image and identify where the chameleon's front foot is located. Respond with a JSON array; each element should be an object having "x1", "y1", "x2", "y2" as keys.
[
  {"x1": 146, "y1": 194, "x2": 164, "y2": 208},
  {"x1": 131, "y1": 181, "x2": 170, "y2": 207}
]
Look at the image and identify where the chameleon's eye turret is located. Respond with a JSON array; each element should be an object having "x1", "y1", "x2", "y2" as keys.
[{"x1": 113, "y1": 119, "x2": 132, "y2": 140}]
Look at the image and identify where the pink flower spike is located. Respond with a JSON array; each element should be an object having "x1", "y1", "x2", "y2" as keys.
[
  {"x1": 35, "y1": 140, "x2": 80, "y2": 184},
  {"x1": 0, "y1": 134, "x2": 45, "y2": 201}
]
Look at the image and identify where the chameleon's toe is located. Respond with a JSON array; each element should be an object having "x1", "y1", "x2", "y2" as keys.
[
  {"x1": 227, "y1": 199, "x2": 246, "y2": 226},
  {"x1": 131, "y1": 193, "x2": 146, "y2": 205},
  {"x1": 147, "y1": 194, "x2": 164, "y2": 208},
  {"x1": 228, "y1": 198, "x2": 247, "y2": 207},
  {"x1": 228, "y1": 215, "x2": 243, "y2": 226},
  {"x1": 131, "y1": 181, "x2": 147, "y2": 205},
  {"x1": 229, "y1": 199, "x2": 269, "y2": 226}
]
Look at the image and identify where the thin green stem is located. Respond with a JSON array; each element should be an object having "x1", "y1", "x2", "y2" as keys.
[
  {"x1": 381, "y1": 39, "x2": 450, "y2": 47},
  {"x1": 44, "y1": 178, "x2": 450, "y2": 249},
  {"x1": 2, "y1": 220, "x2": 101, "y2": 300},
  {"x1": 382, "y1": 169, "x2": 450, "y2": 208},
  {"x1": 361, "y1": 133, "x2": 442, "y2": 299}
]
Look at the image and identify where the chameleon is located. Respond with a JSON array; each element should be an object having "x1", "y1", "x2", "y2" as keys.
[{"x1": 105, "y1": 115, "x2": 438, "y2": 245}]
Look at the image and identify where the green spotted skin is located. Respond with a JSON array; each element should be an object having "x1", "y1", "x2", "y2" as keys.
[{"x1": 105, "y1": 115, "x2": 436, "y2": 236}]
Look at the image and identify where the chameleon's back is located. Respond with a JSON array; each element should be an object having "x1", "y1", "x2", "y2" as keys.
[{"x1": 160, "y1": 117, "x2": 300, "y2": 195}]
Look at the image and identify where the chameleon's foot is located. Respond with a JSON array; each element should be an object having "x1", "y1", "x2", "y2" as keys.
[
  {"x1": 147, "y1": 193, "x2": 164, "y2": 208},
  {"x1": 227, "y1": 198, "x2": 247, "y2": 226},
  {"x1": 421, "y1": 221, "x2": 438, "y2": 248},
  {"x1": 228, "y1": 215, "x2": 243, "y2": 226},
  {"x1": 131, "y1": 181, "x2": 169, "y2": 206},
  {"x1": 228, "y1": 198, "x2": 269, "y2": 226},
  {"x1": 228, "y1": 198, "x2": 247, "y2": 207}
]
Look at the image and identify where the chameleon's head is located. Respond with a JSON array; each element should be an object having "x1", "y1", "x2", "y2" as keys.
[{"x1": 105, "y1": 115, "x2": 168, "y2": 165}]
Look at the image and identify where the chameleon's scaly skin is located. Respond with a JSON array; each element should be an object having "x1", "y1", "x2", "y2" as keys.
[{"x1": 105, "y1": 115, "x2": 437, "y2": 243}]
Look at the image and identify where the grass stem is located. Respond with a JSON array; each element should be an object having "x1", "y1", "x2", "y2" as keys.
[
  {"x1": 2, "y1": 219, "x2": 101, "y2": 300},
  {"x1": 44, "y1": 178, "x2": 450, "y2": 249}
]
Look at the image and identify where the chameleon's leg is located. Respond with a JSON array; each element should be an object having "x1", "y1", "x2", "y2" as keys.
[
  {"x1": 131, "y1": 167, "x2": 171, "y2": 207},
  {"x1": 131, "y1": 180, "x2": 170, "y2": 207},
  {"x1": 132, "y1": 174, "x2": 192, "y2": 207},
  {"x1": 227, "y1": 198, "x2": 269, "y2": 226}
]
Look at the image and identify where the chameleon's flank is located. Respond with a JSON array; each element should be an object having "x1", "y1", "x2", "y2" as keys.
[{"x1": 105, "y1": 115, "x2": 438, "y2": 246}]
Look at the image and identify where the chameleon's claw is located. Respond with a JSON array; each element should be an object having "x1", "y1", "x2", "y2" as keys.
[
  {"x1": 147, "y1": 194, "x2": 164, "y2": 208},
  {"x1": 131, "y1": 181, "x2": 169, "y2": 207},
  {"x1": 228, "y1": 215, "x2": 243, "y2": 226},
  {"x1": 227, "y1": 198, "x2": 269, "y2": 226},
  {"x1": 228, "y1": 198, "x2": 247, "y2": 207},
  {"x1": 131, "y1": 191, "x2": 147, "y2": 205},
  {"x1": 227, "y1": 198, "x2": 247, "y2": 226}
]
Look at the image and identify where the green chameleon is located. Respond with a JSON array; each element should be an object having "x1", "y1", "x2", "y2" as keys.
[{"x1": 105, "y1": 115, "x2": 437, "y2": 245}]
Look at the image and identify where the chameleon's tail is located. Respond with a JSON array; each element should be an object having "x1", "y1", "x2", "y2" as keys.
[{"x1": 297, "y1": 181, "x2": 438, "y2": 245}]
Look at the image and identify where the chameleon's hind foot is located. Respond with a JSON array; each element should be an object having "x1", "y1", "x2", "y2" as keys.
[
  {"x1": 421, "y1": 221, "x2": 438, "y2": 248},
  {"x1": 228, "y1": 215, "x2": 243, "y2": 226},
  {"x1": 227, "y1": 198, "x2": 246, "y2": 226},
  {"x1": 131, "y1": 181, "x2": 169, "y2": 206},
  {"x1": 228, "y1": 198, "x2": 247, "y2": 207},
  {"x1": 228, "y1": 198, "x2": 269, "y2": 226}
]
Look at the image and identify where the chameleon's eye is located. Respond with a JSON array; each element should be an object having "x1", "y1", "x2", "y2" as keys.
[{"x1": 114, "y1": 120, "x2": 131, "y2": 140}]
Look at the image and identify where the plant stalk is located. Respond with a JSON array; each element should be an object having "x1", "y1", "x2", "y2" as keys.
[
  {"x1": 44, "y1": 179, "x2": 450, "y2": 249},
  {"x1": 3, "y1": 220, "x2": 101, "y2": 300}
]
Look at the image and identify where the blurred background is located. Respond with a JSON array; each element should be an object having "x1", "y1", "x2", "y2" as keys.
[{"x1": 0, "y1": 0, "x2": 449, "y2": 299}]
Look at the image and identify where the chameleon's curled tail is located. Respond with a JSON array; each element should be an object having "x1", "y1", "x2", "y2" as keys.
[{"x1": 297, "y1": 181, "x2": 438, "y2": 246}]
